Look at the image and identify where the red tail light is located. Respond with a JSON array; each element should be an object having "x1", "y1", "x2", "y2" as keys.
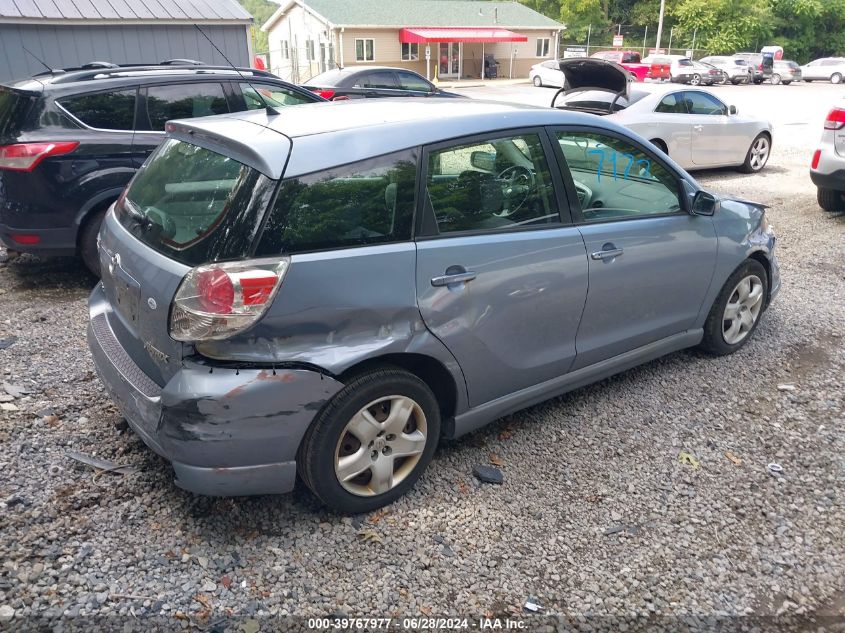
[
  {"x1": 0, "y1": 142, "x2": 79, "y2": 171},
  {"x1": 824, "y1": 108, "x2": 845, "y2": 130},
  {"x1": 757, "y1": 64, "x2": 763, "y2": 71},
  {"x1": 170, "y1": 258, "x2": 290, "y2": 342},
  {"x1": 10, "y1": 234, "x2": 41, "y2": 245},
  {"x1": 811, "y1": 149, "x2": 822, "y2": 170},
  {"x1": 315, "y1": 89, "x2": 335, "y2": 99}
]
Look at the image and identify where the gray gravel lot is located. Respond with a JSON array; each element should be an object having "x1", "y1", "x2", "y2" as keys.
[{"x1": 0, "y1": 81, "x2": 843, "y2": 629}]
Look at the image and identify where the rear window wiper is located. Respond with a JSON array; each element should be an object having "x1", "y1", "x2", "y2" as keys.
[{"x1": 123, "y1": 203, "x2": 152, "y2": 231}]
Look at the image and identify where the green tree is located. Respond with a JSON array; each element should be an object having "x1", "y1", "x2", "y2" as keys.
[
  {"x1": 559, "y1": 0, "x2": 609, "y2": 41},
  {"x1": 671, "y1": 0, "x2": 772, "y2": 53},
  {"x1": 237, "y1": 0, "x2": 278, "y2": 54}
]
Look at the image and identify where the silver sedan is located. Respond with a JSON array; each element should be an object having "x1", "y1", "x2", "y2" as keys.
[{"x1": 553, "y1": 58, "x2": 773, "y2": 172}]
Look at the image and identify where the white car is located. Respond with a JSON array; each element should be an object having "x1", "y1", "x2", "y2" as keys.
[
  {"x1": 810, "y1": 104, "x2": 845, "y2": 211},
  {"x1": 529, "y1": 60, "x2": 564, "y2": 88},
  {"x1": 801, "y1": 57, "x2": 845, "y2": 84},
  {"x1": 552, "y1": 58, "x2": 773, "y2": 172},
  {"x1": 699, "y1": 56, "x2": 753, "y2": 84}
]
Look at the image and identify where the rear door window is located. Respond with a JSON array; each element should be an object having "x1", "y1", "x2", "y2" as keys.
[
  {"x1": 239, "y1": 82, "x2": 317, "y2": 108},
  {"x1": 59, "y1": 88, "x2": 137, "y2": 130},
  {"x1": 256, "y1": 149, "x2": 417, "y2": 255},
  {"x1": 143, "y1": 83, "x2": 229, "y2": 131},
  {"x1": 425, "y1": 132, "x2": 558, "y2": 234},
  {"x1": 355, "y1": 72, "x2": 399, "y2": 89},
  {"x1": 655, "y1": 93, "x2": 687, "y2": 114},
  {"x1": 118, "y1": 139, "x2": 275, "y2": 266}
]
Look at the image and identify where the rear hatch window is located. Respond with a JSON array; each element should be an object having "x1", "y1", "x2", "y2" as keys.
[
  {"x1": 0, "y1": 86, "x2": 38, "y2": 140},
  {"x1": 117, "y1": 138, "x2": 276, "y2": 266}
]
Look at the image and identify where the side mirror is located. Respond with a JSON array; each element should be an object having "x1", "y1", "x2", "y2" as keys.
[
  {"x1": 470, "y1": 150, "x2": 496, "y2": 172},
  {"x1": 691, "y1": 190, "x2": 717, "y2": 216},
  {"x1": 729, "y1": 105, "x2": 738, "y2": 115}
]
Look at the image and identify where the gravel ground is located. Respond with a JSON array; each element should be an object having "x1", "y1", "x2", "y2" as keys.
[{"x1": 0, "y1": 82, "x2": 843, "y2": 630}]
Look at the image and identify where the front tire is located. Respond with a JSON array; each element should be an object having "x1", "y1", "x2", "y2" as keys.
[
  {"x1": 700, "y1": 259, "x2": 768, "y2": 356},
  {"x1": 817, "y1": 187, "x2": 845, "y2": 212},
  {"x1": 739, "y1": 133, "x2": 771, "y2": 173},
  {"x1": 689, "y1": 73, "x2": 701, "y2": 86},
  {"x1": 298, "y1": 368, "x2": 441, "y2": 513},
  {"x1": 650, "y1": 138, "x2": 668, "y2": 155},
  {"x1": 771, "y1": 73, "x2": 782, "y2": 85},
  {"x1": 831, "y1": 73, "x2": 843, "y2": 84},
  {"x1": 532, "y1": 75, "x2": 542, "y2": 87},
  {"x1": 79, "y1": 207, "x2": 108, "y2": 277}
]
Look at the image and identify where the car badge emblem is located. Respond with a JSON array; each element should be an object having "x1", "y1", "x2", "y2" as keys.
[
  {"x1": 108, "y1": 252, "x2": 121, "y2": 275},
  {"x1": 147, "y1": 298, "x2": 157, "y2": 310}
]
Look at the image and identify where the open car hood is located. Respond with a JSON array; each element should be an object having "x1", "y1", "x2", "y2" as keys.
[{"x1": 557, "y1": 58, "x2": 631, "y2": 96}]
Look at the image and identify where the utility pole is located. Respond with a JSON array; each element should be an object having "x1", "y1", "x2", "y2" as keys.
[{"x1": 655, "y1": 0, "x2": 666, "y2": 51}]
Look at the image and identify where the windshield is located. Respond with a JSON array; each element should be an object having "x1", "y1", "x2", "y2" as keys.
[
  {"x1": 556, "y1": 89, "x2": 648, "y2": 114},
  {"x1": 118, "y1": 139, "x2": 276, "y2": 266},
  {"x1": 307, "y1": 69, "x2": 350, "y2": 86}
]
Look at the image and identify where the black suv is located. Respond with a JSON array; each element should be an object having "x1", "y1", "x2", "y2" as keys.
[{"x1": 0, "y1": 63, "x2": 323, "y2": 273}]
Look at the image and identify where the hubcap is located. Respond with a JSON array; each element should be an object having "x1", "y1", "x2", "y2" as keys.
[
  {"x1": 749, "y1": 137, "x2": 770, "y2": 171},
  {"x1": 334, "y1": 395, "x2": 428, "y2": 497},
  {"x1": 722, "y1": 274, "x2": 764, "y2": 345}
]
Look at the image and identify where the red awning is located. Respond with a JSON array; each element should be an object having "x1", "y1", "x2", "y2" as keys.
[{"x1": 399, "y1": 27, "x2": 528, "y2": 44}]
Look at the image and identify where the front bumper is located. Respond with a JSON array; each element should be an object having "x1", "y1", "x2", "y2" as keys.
[{"x1": 87, "y1": 284, "x2": 344, "y2": 496}]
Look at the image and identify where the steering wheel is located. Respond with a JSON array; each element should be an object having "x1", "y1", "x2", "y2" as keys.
[{"x1": 495, "y1": 165, "x2": 535, "y2": 217}]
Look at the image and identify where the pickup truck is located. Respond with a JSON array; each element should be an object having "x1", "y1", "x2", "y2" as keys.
[{"x1": 590, "y1": 50, "x2": 650, "y2": 82}]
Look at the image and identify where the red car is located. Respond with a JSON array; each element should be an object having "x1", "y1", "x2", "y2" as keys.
[{"x1": 590, "y1": 50, "x2": 650, "y2": 82}]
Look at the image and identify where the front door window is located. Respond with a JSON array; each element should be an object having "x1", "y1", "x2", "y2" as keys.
[{"x1": 439, "y1": 42, "x2": 459, "y2": 77}]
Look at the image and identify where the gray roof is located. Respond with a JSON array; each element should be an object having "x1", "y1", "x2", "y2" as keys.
[
  {"x1": 167, "y1": 98, "x2": 614, "y2": 179},
  {"x1": 0, "y1": 0, "x2": 252, "y2": 23},
  {"x1": 265, "y1": 0, "x2": 562, "y2": 31}
]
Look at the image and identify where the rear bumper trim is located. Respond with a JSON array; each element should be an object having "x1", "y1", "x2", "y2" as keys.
[
  {"x1": 90, "y1": 311, "x2": 161, "y2": 398},
  {"x1": 172, "y1": 460, "x2": 297, "y2": 497},
  {"x1": 810, "y1": 169, "x2": 845, "y2": 191}
]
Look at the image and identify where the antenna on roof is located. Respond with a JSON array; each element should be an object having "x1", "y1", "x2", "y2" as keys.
[
  {"x1": 193, "y1": 24, "x2": 277, "y2": 116},
  {"x1": 23, "y1": 46, "x2": 60, "y2": 75}
]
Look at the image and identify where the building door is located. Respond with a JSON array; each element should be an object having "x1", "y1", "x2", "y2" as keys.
[{"x1": 438, "y1": 42, "x2": 460, "y2": 78}]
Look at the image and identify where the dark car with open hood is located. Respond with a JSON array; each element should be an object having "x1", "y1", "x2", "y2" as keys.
[{"x1": 0, "y1": 62, "x2": 323, "y2": 274}]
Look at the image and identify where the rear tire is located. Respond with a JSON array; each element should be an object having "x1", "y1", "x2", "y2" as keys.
[
  {"x1": 817, "y1": 187, "x2": 845, "y2": 212},
  {"x1": 782, "y1": 81, "x2": 792, "y2": 85},
  {"x1": 298, "y1": 368, "x2": 441, "y2": 514},
  {"x1": 649, "y1": 138, "x2": 668, "y2": 155},
  {"x1": 689, "y1": 73, "x2": 701, "y2": 86},
  {"x1": 831, "y1": 73, "x2": 842, "y2": 84},
  {"x1": 738, "y1": 133, "x2": 771, "y2": 173},
  {"x1": 700, "y1": 259, "x2": 768, "y2": 356},
  {"x1": 771, "y1": 73, "x2": 782, "y2": 85},
  {"x1": 79, "y1": 207, "x2": 108, "y2": 277},
  {"x1": 532, "y1": 75, "x2": 542, "y2": 87}
]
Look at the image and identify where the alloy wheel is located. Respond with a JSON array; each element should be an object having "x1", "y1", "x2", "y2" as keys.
[
  {"x1": 722, "y1": 275, "x2": 764, "y2": 345},
  {"x1": 334, "y1": 395, "x2": 428, "y2": 496},
  {"x1": 690, "y1": 74, "x2": 701, "y2": 86},
  {"x1": 749, "y1": 136, "x2": 771, "y2": 171}
]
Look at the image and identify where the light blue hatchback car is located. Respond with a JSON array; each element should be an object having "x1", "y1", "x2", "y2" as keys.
[{"x1": 88, "y1": 98, "x2": 780, "y2": 513}]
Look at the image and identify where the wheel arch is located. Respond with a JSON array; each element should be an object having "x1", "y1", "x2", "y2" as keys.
[
  {"x1": 747, "y1": 250, "x2": 773, "y2": 306},
  {"x1": 338, "y1": 353, "x2": 461, "y2": 437}
]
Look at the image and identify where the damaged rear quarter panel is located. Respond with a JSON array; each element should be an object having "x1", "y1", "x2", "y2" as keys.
[
  {"x1": 195, "y1": 242, "x2": 469, "y2": 407},
  {"x1": 158, "y1": 361, "x2": 343, "y2": 468}
]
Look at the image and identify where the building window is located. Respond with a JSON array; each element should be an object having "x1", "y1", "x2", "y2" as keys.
[
  {"x1": 356, "y1": 38, "x2": 375, "y2": 62},
  {"x1": 280, "y1": 40, "x2": 290, "y2": 59},
  {"x1": 306, "y1": 39, "x2": 316, "y2": 61},
  {"x1": 401, "y1": 43, "x2": 419, "y2": 61},
  {"x1": 536, "y1": 38, "x2": 551, "y2": 57}
]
